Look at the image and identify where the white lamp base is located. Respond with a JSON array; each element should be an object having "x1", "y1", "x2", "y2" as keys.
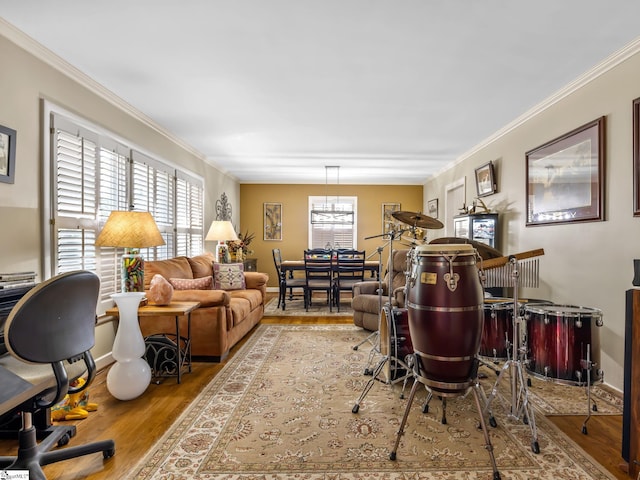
[{"x1": 107, "y1": 292, "x2": 151, "y2": 400}]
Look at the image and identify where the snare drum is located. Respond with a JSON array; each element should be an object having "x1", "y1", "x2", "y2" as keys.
[
  {"x1": 407, "y1": 243, "x2": 484, "y2": 394},
  {"x1": 525, "y1": 304, "x2": 603, "y2": 386},
  {"x1": 480, "y1": 298, "x2": 515, "y2": 360},
  {"x1": 379, "y1": 305, "x2": 413, "y2": 381}
]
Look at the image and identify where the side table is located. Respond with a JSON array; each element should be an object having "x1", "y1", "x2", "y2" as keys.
[{"x1": 107, "y1": 301, "x2": 199, "y2": 384}]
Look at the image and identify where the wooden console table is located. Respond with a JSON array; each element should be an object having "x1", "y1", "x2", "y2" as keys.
[{"x1": 107, "y1": 301, "x2": 199, "y2": 384}]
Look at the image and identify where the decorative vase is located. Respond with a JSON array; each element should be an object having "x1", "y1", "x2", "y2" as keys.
[
  {"x1": 236, "y1": 249, "x2": 244, "y2": 262},
  {"x1": 107, "y1": 291, "x2": 152, "y2": 400}
]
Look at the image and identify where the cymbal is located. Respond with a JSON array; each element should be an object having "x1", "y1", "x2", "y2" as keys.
[
  {"x1": 392, "y1": 211, "x2": 444, "y2": 229},
  {"x1": 429, "y1": 236, "x2": 503, "y2": 261}
]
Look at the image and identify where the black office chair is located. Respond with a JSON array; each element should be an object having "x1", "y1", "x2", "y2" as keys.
[
  {"x1": 0, "y1": 270, "x2": 115, "y2": 479},
  {"x1": 333, "y1": 249, "x2": 365, "y2": 312},
  {"x1": 272, "y1": 248, "x2": 305, "y2": 310},
  {"x1": 303, "y1": 248, "x2": 334, "y2": 312}
]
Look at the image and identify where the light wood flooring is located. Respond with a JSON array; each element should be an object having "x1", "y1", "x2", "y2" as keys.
[{"x1": 0, "y1": 304, "x2": 630, "y2": 479}]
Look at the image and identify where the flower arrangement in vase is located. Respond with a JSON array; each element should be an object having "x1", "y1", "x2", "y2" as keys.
[{"x1": 228, "y1": 229, "x2": 255, "y2": 263}]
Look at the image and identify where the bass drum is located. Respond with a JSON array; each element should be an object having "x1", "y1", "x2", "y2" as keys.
[
  {"x1": 407, "y1": 243, "x2": 484, "y2": 394},
  {"x1": 379, "y1": 305, "x2": 413, "y2": 382},
  {"x1": 525, "y1": 304, "x2": 603, "y2": 386}
]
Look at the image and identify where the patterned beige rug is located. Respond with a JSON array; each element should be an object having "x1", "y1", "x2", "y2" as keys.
[
  {"x1": 129, "y1": 325, "x2": 617, "y2": 479},
  {"x1": 263, "y1": 295, "x2": 354, "y2": 316}
]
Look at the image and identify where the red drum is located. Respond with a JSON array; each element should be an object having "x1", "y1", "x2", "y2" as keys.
[
  {"x1": 525, "y1": 304, "x2": 603, "y2": 386},
  {"x1": 379, "y1": 305, "x2": 413, "y2": 381},
  {"x1": 406, "y1": 244, "x2": 484, "y2": 394},
  {"x1": 479, "y1": 298, "x2": 515, "y2": 360}
]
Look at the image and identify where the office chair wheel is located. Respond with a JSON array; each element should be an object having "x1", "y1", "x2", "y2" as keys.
[
  {"x1": 104, "y1": 448, "x2": 116, "y2": 459},
  {"x1": 57, "y1": 433, "x2": 71, "y2": 447}
]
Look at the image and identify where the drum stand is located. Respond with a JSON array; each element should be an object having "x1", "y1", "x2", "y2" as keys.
[
  {"x1": 351, "y1": 245, "x2": 386, "y2": 372},
  {"x1": 352, "y1": 230, "x2": 412, "y2": 413},
  {"x1": 483, "y1": 257, "x2": 541, "y2": 454},
  {"x1": 389, "y1": 356, "x2": 501, "y2": 480}
]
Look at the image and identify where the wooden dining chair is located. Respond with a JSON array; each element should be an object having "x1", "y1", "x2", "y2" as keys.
[
  {"x1": 333, "y1": 249, "x2": 366, "y2": 312},
  {"x1": 272, "y1": 248, "x2": 305, "y2": 310},
  {"x1": 303, "y1": 248, "x2": 334, "y2": 312}
]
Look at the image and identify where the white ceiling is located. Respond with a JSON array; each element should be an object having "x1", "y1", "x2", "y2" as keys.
[{"x1": 2, "y1": 1, "x2": 640, "y2": 184}]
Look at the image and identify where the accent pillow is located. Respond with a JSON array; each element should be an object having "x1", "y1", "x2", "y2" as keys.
[
  {"x1": 169, "y1": 276, "x2": 213, "y2": 290},
  {"x1": 213, "y1": 263, "x2": 246, "y2": 290},
  {"x1": 147, "y1": 274, "x2": 174, "y2": 305}
]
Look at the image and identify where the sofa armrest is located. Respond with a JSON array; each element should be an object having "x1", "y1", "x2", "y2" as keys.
[
  {"x1": 353, "y1": 281, "x2": 386, "y2": 297},
  {"x1": 168, "y1": 289, "x2": 230, "y2": 307},
  {"x1": 244, "y1": 272, "x2": 269, "y2": 304}
]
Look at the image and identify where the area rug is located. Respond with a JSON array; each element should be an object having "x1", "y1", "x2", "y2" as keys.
[
  {"x1": 129, "y1": 325, "x2": 616, "y2": 479},
  {"x1": 263, "y1": 296, "x2": 354, "y2": 316}
]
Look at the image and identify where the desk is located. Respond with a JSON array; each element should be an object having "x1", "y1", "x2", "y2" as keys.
[
  {"x1": 107, "y1": 301, "x2": 199, "y2": 384},
  {"x1": 0, "y1": 365, "x2": 44, "y2": 415},
  {"x1": 281, "y1": 260, "x2": 380, "y2": 278}
]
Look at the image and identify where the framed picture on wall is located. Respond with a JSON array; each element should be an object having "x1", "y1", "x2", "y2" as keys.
[
  {"x1": 526, "y1": 116, "x2": 605, "y2": 226},
  {"x1": 263, "y1": 203, "x2": 282, "y2": 240},
  {"x1": 474, "y1": 161, "x2": 496, "y2": 197},
  {"x1": 427, "y1": 198, "x2": 439, "y2": 218},
  {"x1": 0, "y1": 124, "x2": 17, "y2": 184},
  {"x1": 633, "y1": 97, "x2": 640, "y2": 216},
  {"x1": 382, "y1": 203, "x2": 401, "y2": 234}
]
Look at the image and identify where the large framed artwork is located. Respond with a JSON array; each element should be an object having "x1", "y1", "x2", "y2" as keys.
[
  {"x1": 264, "y1": 202, "x2": 282, "y2": 241},
  {"x1": 382, "y1": 203, "x2": 401, "y2": 234},
  {"x1": 633, "y1": 98, "x2": 640, "y2": 216},
  {"x1": 525, "y1": 116, "x2": 605, "y2": 226},
  {"x1": 0, "y1": 124, "x2": 17, "y2": 184}
]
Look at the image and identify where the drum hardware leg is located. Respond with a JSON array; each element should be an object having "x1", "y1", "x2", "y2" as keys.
[
  {"x1": 471, "y1": 383, "x2": 502, "y2": 480},
  {"x1": 580, "y1": 344, "x2": 599, "y2": 435},
  {"x1": 352, "y1": 352, "x2": 413, "y2": 413},
  {"x1": 389, "y1": 374, "x2": 420, "y2": 461},
  {"x1": 352, "y1": 330, "x2": 378, "y2": 352}
]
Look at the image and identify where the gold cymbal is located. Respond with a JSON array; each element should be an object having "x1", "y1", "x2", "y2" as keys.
[{"x1": 392, "y1": 210, "x2": 444, "y2": 229}]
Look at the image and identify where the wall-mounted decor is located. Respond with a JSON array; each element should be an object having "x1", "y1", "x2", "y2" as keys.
[
  {"x1": 526, "y1": 116, "x2": 605, "y2": 226},
  {"x1": 633, "y1": 98, "x2": 640, "y2": 216},
  {"x1": 264, "y1": 203, "x2": 282, "y2": 241},
  {"x1": 427, "y1": 198, "x2": 439, "y2": 218},
  {"x1": 382, "y1": 203, "x2": 401, "y2": 234},
  {"x1": 0, "y1": 124, "x2": 17, "y2": 184},
  {"x1": 474, "y1": 161, "x2": 496, "y2": 197},
  {"x1": 216, "y1": 192, "x2": 232, "y2": 221}
]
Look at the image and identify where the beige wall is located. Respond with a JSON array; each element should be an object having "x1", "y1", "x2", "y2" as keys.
[
  {"x1": 0, "y1": 26, "x2": 239, "y2": 365},
  {"x1": 425, "y1": 45, "x2": 640, "y2": 391},
  {"x1": 239, "y1": 184, "x2": 424, "y2": 288}
]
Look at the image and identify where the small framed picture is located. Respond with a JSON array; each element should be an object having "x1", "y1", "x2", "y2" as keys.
[
  {"x1": 382, "y1": 202, "x2": 401, "y2": 234},
  {"x1": 427, "y1": 198, "x2": 438, "y2": 218},
  {"x1": 0, "y1": 124, "x2": 17, "y2": 184},
  {"x1": 475, "y1": 161, "x2": 496, "y2": 197},
  {"x1": 263, "y1": 202, "x2": 282, "y2": 241}
]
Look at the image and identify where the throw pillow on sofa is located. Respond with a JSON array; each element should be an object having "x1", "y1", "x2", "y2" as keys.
[
  {"x1": 169, "y1": 276, "x2": 213, "y2": 290},
  {"x1": 213, "y1": 263, "x2": 246, "y2": 290}
]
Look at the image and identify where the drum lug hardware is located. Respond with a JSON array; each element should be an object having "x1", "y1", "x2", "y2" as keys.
[
  {"x1": 544, "y1": 315, "x2": 550, "y2": 325},
  {"x1": 576, "y1": 320, "x2": 582, "y2": 328},
  {"x1": 444, "y1": 272, "x2": 459, "y2": 292}
]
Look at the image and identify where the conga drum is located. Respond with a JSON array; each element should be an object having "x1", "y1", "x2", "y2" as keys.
[{"x1": 406, "y1": 243, "x2": 484, "y2": 394}]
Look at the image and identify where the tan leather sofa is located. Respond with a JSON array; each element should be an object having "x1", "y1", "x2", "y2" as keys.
[
  {"x1": 351, "y1": 249, "x2": 410, "y2": 331},
  {"x1": 141, "y1": 252, "x2": 268, "y2": 361}
]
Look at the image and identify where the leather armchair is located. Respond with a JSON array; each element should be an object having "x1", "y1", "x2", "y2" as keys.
[{"x1": 351, "y1": 249, "x2": 410, "y2": 331}]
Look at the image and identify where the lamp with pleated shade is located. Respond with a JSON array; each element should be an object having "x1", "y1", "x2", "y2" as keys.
[{"x1": 95, "y1": 211, "x2": 165, "y2": 292}]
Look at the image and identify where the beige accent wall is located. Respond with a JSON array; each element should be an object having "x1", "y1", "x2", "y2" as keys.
[
  {"x1": 425, "y1": 45, "x2": 640, "y2": 391},
  {"x1": 239, "y1": 184, "x2": 424, "y2": 288}
]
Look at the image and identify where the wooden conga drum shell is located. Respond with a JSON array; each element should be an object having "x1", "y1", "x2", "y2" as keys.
[{"x1": 407, "y1": 244, "x2": 484, "y2": 391}]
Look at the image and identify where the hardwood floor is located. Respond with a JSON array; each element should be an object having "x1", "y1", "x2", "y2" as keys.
[{"x1": 0, "y1": 306, "x2": 630, "y2": 479}]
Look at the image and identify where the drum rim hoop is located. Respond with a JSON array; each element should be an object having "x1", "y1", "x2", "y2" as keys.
[
  {"x1": 413, "y1": 243, "x2": 475, "y2": 253},
  {"x1": 524, "y1": 303, "x2": 603, "y2": 317}
]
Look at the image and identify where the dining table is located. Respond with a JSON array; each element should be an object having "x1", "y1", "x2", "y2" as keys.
[{"x1": 280, "y1": 259, "x2": 380, "y2": 279}]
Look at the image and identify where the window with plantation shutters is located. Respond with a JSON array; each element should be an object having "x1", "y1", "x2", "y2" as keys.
[
  {"x1": 308, "y1": 196, "x2": 357, "y2": 249},
  {"x1": 48, "y1": 110, "x2": 204, "y2": 312},
  {"x1": 176, "y1": 171, "x2": 204, "y2": 257}
]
